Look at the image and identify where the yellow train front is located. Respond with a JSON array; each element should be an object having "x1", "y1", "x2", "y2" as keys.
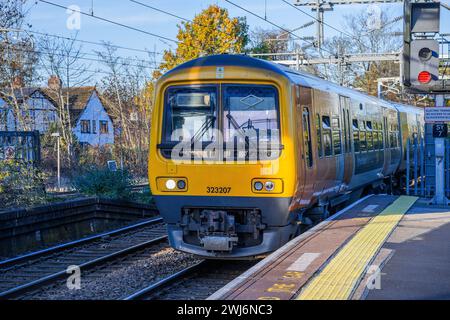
[{"x1": 149, "y1": 55, "x2": 299, "y2": 258}]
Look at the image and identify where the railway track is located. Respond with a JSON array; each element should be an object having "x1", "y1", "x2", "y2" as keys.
[
  {"x1": 0, "y1": 217, "x2": 168, "y2": 299},
  {"x1": 124, "y1": 260, "x2": 258, "y2": 300}
]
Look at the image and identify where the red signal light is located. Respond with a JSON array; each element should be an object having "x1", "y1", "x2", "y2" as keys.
[{"x1": 418, "y1": 71, "x2": 432, "y2": 84}]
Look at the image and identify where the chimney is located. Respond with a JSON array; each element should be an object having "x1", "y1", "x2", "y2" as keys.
[{"x1": 48, "y1": 75, "x2": 61, "y2": 90}]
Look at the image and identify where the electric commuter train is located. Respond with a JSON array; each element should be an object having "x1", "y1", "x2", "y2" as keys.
[{"x1": 148, "y1": 54, "x2": 424, "y2": 259}]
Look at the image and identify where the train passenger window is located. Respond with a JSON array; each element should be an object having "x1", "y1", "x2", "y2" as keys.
[
  {"x1": 302, "y1": 107, "x2": 313, "y2": 167},
  {"x1": 367, "y1": 131, "x2": 373, "y2": 151},
  {"x1": 332, "y1": 117, "x2": 342, "y2": 155},
  {"x1": 389, "y1": 132, "x2": 395, "y2": 148},
  {"x1": 359, "y1": 130, "x2": 367, "y2": 152},
  {"x1": 352, "y1": 119, "x2": 359, "y2": 152},
  {"x1": 322, "y1": 116, "x2": 332, "y2": 156},
  {"x1": 366, "y1": 121, "x2": 373, "y2": 151},
  {"x1": 375, "y1": 131, "x2": 382, "y2": 149},
  {"x1": 316, "y1": 114, "x2": 323, "y2": 158},
  {"x1": 373, "y1": 132, "x2": 379, "y2": 149},
  {"x1": 346, "y1": 109, "x2": 351, "y2": 152}
]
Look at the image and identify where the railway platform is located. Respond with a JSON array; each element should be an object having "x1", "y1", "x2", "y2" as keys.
[{"x1": 209, "y1": 194, "x2": 450, "y2": 300}]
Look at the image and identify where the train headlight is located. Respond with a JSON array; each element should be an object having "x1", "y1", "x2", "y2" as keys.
[
  {"x1": 251, "y1": 178, "x2": 283, "y2": 193},
  {"x1": 165, "y1": 179, "x2": 176, "y2": 190},
  {"x1": 177, "y1": 180, "x2": 186, "y2": 190},
  {"x1": 157, "y1": 177, "x2": 188, "y2": 192},
  {"x1": 254, "y1": 181, "x2": 264, "y2": 191},
  {"x1": 265, "y1": 181, "x2": 275, "y2": 191}
]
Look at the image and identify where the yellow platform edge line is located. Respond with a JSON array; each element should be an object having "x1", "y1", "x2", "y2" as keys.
[{"x1": 296, "y1": 196, "x2": 418, "y2": 300}]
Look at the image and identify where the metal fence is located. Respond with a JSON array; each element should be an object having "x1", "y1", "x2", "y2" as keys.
[
  {"x1": 0, "y1": 131, "x2": 41, "y2": 163},
  {"x1": 406, "y1": 135, "x2": 450, "y2": 198}
]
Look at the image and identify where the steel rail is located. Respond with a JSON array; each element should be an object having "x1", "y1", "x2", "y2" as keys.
[
  {"x1": 123, "y1": 260, "x2": 207, "y2": 300},
  {"x1": 0, "y1": 235, "x2": 168, "y2": 299},
  {"x1": 0, "y1": 217, "x2": 164, "y2": 270}
]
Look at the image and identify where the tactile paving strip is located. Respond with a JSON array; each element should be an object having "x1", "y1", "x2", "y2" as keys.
[{"x1": 296, "y1": 196, "x2": 418, "y2": 300}]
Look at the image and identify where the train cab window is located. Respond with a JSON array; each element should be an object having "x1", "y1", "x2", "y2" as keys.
[
  {"x1": 322, "y1": 115, "x2": 332, "y2": 156},
  {"x1": 352, "y1": 119, "x2": 360, "y2": 152},
  {"x1": 222, "y1": 85, "x2": 280, "y2": 144},
  {"x1": 331, "y1": 117, "x2": 342, "y2": 155},
  {"x1": 163, "y1": 86, "x2": 217, "y2": 144},
  {"x1": 316, "y1": 114, "x2": 323, "y2": 158},
  {"x1": 366, "y1": 121, "x2": 373, "y2": 151},
  {"x1": 302, "y1": 107, "x2": 313, "y2": 167}
]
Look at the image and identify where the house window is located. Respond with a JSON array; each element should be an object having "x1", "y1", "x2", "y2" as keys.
[
  {"x1": 81, "y1": 120, "x2": 91, "y2": 133},
  {"x1": 92, "y1": 120, "x2": 97, "y2": 134},
  {"x1": 100, "y1": 120, "x2": 108, "y2": 134},
  {"x1": 0, "y1": 109, "x2": 7, "y2": 129}
]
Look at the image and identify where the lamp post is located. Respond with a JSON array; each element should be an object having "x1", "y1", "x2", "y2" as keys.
[{"x1": 51, "y1": 132, "x2": 61, "y2": 191}]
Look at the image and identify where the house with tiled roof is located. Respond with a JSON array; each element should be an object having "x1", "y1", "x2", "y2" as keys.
[
  {"x1": 0, "y1": 87, "x2": 58, "y2": 133},
  {"x1": 0, "y1": 84, "x2": 114, "y2": 146},
  {"x1": 43, "y1": 86, "x2": 114, "y2": 146}
]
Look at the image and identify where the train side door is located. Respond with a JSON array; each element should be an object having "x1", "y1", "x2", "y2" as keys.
[
  {"x1": 298, "y1": 86, "x2": 316, "y2": 206},
  {"x1": 339, "y1": 96, "x2": 353, "y2": 188}
]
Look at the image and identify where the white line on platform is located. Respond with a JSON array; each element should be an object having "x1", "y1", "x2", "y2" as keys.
[
  {"x1": 287, "y1": 253, "x2": 320, "y2": 272},
  {"x1": 362, "y1": 205, "x2": 379, "y2": 213}
]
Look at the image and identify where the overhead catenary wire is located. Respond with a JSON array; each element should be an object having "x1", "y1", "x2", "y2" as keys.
[
  {"x1": 223, "y1": 0, "x2": 336, "y2": 56},
  {"x1": 2, "y1": 45, "x2": 160, "y2": 70},
  {"x1": 129, "y1": 0, "x2": 190, "y2": 23},
  {"x1": 0, "y1": 27, "x2": 164, "y2": 56},
  {"x1": 280, "y1": 0, "x2": 355, "y2": 39},
  {"x1": 37, "y1": 0, "x2": 179, "y2": 44}
]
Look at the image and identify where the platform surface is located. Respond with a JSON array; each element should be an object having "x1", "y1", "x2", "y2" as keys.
[
  {"x1": 365, "y1": 201, "x2": 450, "y2": 300},
  {"x1": 209, "y1": 195, "x2": 450, "y2": 300}
]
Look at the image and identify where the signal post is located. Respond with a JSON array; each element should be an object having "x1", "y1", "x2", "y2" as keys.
[{"x1": 403, "y1": 0, "x2": 450, "y2": 204}]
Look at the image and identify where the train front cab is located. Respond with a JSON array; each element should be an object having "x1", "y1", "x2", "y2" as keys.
[{"x1": 148, "y1": 60, "x2": 300, "y2": 258}]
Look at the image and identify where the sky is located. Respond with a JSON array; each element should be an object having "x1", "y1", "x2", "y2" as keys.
[{"x1": 22, "y1": 0, "x2": 450, "y2": 84}]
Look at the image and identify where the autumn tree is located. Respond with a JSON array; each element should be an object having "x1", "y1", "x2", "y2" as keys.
[{"x1": 155, "y1": 5, "x2": 248, "y2": 77}]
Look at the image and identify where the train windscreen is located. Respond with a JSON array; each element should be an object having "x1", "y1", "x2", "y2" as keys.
[{"x1": 161, "y1": 84, "x2": 280, "y2": 160}]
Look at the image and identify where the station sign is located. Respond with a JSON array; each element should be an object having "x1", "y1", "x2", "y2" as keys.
[
  {"x1": 433, "y1": 123, "x2": 448, "y2": 138},
  {"x1": 424, "y1": 107, "x2": 450, "y2": 123}
]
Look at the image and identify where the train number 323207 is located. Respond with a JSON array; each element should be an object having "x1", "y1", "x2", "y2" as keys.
[{"x1": 206, "y1": 186, "x2": 231, "y2": 194}]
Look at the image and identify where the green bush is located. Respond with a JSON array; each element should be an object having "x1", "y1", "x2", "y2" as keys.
[
  {"x1": 72, "y1": 167, "x2": 133, "y2": 199},
  {"x1": 0, "y1": 160, "x2": 47, "y2": 209}
]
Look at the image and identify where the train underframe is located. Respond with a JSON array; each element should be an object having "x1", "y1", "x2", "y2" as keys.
[{"x1": 154, "y1": 195, "x2": 297, "y2": 259}]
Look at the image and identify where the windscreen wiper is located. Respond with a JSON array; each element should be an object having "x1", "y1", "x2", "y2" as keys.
[
  {"x1": 190, "y1": 115, "x2": 216, "y2": 147},
  {"x1": 226, "y1": 113, "x2": 250, "y2": 149}
]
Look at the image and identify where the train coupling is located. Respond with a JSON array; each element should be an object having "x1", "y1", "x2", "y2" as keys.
[
  {"x1": 181, "y1": 208, "x2": 265, "y2": 252},
  {"x1": 200, "y1": 235, "x2": 239, "y2": 251}
]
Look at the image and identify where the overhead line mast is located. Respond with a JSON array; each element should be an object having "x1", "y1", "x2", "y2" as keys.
[{"x1": 293, "y1": 0, "x2": 403, "y2": 50}]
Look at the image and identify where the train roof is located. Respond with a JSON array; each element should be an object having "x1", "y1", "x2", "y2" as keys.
[
  {"x1": 165, "y1": 54, "x2": 419, "y2": 112},
  {"x1": 390, "y1": 102, "x2": 424, "y2": 115}
]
